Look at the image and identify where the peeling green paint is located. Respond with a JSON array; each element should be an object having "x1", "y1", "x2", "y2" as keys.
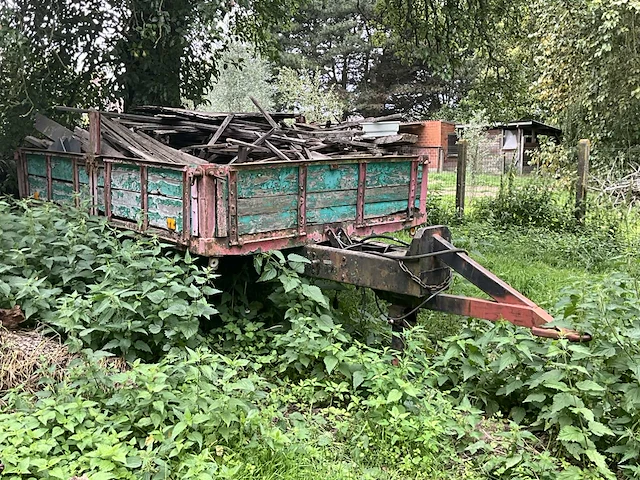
[
  {"x1": 307, "y1": 164, "x2": 358, "y2": 192},
  {"x1": 148, "y1": 168, "x2": 183, "y2": 198},
  {"x1": 237, "y1": 167, "x2": 298, "y2": 198},
  {"x1": 308, "y1": 205, "x2": 356, "y2": 224},
  {"x1": 364, "y1": 200, "x2": 407, "y2": 219},
  {"x1": 26, "y1": 155, "x2": 47, "y2": 177},
  {"x1": 365, "y1": 162, "x2": 411, "y2": 188},
  {"x1": 148, "y1": 194, "x2": 183, "y2": 232},
  {"x1": 51, "y1": 180, "x2": 75, "y2": 203},
  {"x1": 28, "y1": 175, "x2": 47, "y2": 197},
  {"x1": 111, "y1": 165, "x2": 141, "y2": 192},
  {"x1": 238, "y1": 210, "x2": 297, "y2": 234},
  {"x1": 51, "y1": 157, "x2": 74, "y2": 181}
]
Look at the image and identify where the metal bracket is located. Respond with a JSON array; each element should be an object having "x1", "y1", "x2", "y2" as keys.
[{"x1": 299, "y1": 225, "x2": 591, "y2": 342}]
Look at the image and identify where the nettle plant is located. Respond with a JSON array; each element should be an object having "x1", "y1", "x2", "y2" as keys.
[
  {"x1": 0, "y1": 199, "x2": 219, "y2": 361},
  {"x1": 433, "y1": 273, "x2": 640, "y2": 479}
]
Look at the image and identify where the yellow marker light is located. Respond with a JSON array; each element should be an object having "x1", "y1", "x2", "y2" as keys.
[
  {"x1": 167, "y1": 218, "x2": 176, "y2": 231},
  {"x1": 33, "y1": 191, "x2": 40, "y2": 200}
]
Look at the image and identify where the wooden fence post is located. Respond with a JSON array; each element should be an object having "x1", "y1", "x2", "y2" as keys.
[
  {"x1": 576, "y1": 139, "x2": 590, "y2": 222},
  {"x1": 456, "y1": 140, "x2": 468, "y2": 218}
]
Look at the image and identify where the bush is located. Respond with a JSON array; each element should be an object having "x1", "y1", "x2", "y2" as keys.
[
  {"x1": 473, "y1": 175, "x2": 576, "y2": 231},
  {"x1": 0, "y1": 198, "x2": 219, "y2": 361},
  {"x1": 432, "y1": 273, "x2": 640, "y2": 478}
]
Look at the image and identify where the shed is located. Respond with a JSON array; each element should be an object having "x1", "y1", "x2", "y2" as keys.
[{"x1": 455, "y1": 120, "x2": 562, "y2": 174}]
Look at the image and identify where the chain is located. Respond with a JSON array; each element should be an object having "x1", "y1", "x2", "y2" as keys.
[{"x1": 398, "y1": 260, "x2": 452, "y2": 292}]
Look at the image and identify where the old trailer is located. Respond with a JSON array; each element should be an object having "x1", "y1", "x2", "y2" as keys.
[{"x1": 16, "y1": 109, "x2": 590, "y2": 344}]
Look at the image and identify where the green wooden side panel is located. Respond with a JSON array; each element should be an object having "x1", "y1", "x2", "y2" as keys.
[
  {"x1": 237, "y1": 195, "x2": 297, "y2": 216},
  {"x1": 366, "y1": 162, "x2": 411, "y2": 188},
  {"x1": 364, "y1": 185, "x2": 409, "y2": 203},
  {"x1": 148, "y1": 194, "x2": 183, "y2": 232},
  {"x1": 237, "y1": 167, "x2": 298, "y2": 198},
  {"x1": 111, "y1": 165, "x2": 141, "y2": 192},
  {"x1": 308, "y1": 205, "x2": 356, "y2": 224},
  {"x1": 79, "y1": 168, "x2": 90, "y2": 184},
  {"x1": 51, "y1": 157, "x2": 74, "y2": 182},
  {"x1": 148, "y1": 168, "x2": 183, "y2": 199},
  {"x1": 364, "y1": 200, "x2": 407, "y2": 219},
  {"x1": 307, "y1": 164, "x2": 358, "y2": 192},
  {"x1": 111, "y1": 189, "x2": 142, "y2": 222},
  {"x1": 26, "y1": 154, "x2": 47, "y2": 177},
  {"x1": 307, "y1": 190, "x2": 357, "y2": 209},
  {"x1": 51, "y1": 180, "x2": 75, "y2": 203},
  {"x1": 238, "y1": 210, "x2": 297, "y2": 235},
  {"x1": 97, "y1": 187, "x2": 105, "y2": 208},
  {"x1": 97, "y1": 167, "x2": 105, "y2": 187},
  {"x1": 28, "y1": 175, "x2": 47, "y2": 197}
]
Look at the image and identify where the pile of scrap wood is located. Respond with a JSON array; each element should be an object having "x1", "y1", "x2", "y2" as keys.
[
  {"x1": 27, "y1": 98, "x2": 418, "y2": 165},
  {"x1": 592, "y1": 165, "x2": 640, "y2": 206}
]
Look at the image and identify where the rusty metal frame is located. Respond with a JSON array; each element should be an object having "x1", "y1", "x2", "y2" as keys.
[
  {"x1": 298, "y1": 164, "x2": 307, "y2": 237},
  {"x1": 408, "y1": 159, "x2": 418, "y2": 218},
  {"x1": 356, "y1": 161, "x2": 367, "y2": 226},
  {"x1": 45, "y1": 154, "x2": 52, "y2": 201},
  {"x1": 227, "y1": 170, "x2": 239, "y2": 245},
  {"x1": 299, "y1": 226, "x2": 590, "y2": 342}
]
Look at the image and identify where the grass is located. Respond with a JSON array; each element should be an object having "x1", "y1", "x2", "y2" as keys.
[{"x1": 388, "y1": 219, "x2": 640, "y2": 342}]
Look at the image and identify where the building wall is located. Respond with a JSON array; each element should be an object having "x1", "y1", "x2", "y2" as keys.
[{"x1": 399, "y1": 121, "x2": 456, "y2": 171}]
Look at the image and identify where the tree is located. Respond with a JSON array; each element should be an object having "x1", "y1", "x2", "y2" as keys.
[
  {"x1": 274, "y1": 0, "x2": 470, "y2": 118},
  {"x1": 275, "y1": 68, "x2": 346, "y2": 122},
  {"x1": 531, "y1": 0, "x2": 640, "y2": 150},
  {"x1": 200, "y1": 43, "x2": 276, "y2": 112},
  {"x1": 0, "y1": 0, "x2": 296, "y2": 192}
]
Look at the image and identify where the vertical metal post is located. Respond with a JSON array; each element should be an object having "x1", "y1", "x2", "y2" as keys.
[
  {"x1": 356, "y1": 162, "x2": 367, "y2": 226},
  {"x1": 456, "y1": 140, "x2": 467, "y2": 218},
  {"x1": 298, "y1": 164, "x2": 308, "y2": 236},
  {"x1": 576, "y1": 139, "x2": 590, "y2": 223}
]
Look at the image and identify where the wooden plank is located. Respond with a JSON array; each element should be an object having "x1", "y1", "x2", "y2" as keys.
[
  {"x1": 236, "y1": 167, "x2": 298, "y2": 198},
  {"x1": 148, "y1": 167, "x2": 183, "y2": 198},
  {"x1": 237, "y1": 194, "x2": 298, "y2": 216},
  {"x1": 207, "y1": 114, "x2": 234, "y2": 145},
  {"x1": 307, "y1": 205, "x2": 356, "y2": 225},
  {"x1": 364, "y1": 200, "x2": 407, "y2": 219},
  {"x1": 34, "y1": 113, "x2": 74, "y2": 141},
  {"x1": 264, "y1": 139, "x2": 290, "y2": 161},
  {"x1": 51, "y1": 180, "x2": 75, "y2": 203},
  {"x1": 365, "y1": 161, "x2": 412, "y2": 188},
  {"x1": 111, "y1": 189, "x2": 142, "y2": 221},
  {"x1": 28, "y1": 175, "x2": 47, "y2": 198},
  {"x1": 238, "y1": 210, "x2": 298, "y2": 235},
  {"x1": 250, "y1": 96, "x2": 279, "y2": 129},
  {"x1": 111, "y1": 164, "x2": 142, "y2": 192},
  {"x1": 307, "y1": 164, "x2": 358, "y2": 192},
  {"x1": 235, "y1": 186, "x2": 408, "y2": 217},
  {"x1": 148, "y1": 194, "x2": 183, "y2": 232},
  {"x1": 26, "y1": 154, "x2": 47, "y2": 176},
  {"x1": 50, "y1": 156, "x2": 75, "y2": 181}
]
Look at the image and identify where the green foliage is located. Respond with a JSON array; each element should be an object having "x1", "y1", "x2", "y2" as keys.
[
  {"x1": 274, "y1": 0, "x2": 468, "y2": 117},
  {"x1": 532, "y1": 0, "x2": 640, "y2": 148},
  {"x1": 0, "y1": 199, "x2": 218, "y2": 360},
  {"x1": 199, "y1": 43, "x2": 275, "y2": 113},
  {"x1": 0, "y1": 348, "x2": 284, "y2": 479},
  {"x1": 433, "y1": 273, "x2": 640, "y2": 478},
  {"x1": 275, "y1": 68, "x2": 346, "y2": 122},
  {"x1": 473, "y1": 174, "x2": 577, "y2": 231}
]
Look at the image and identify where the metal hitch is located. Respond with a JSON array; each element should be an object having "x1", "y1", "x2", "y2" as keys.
[{"x1": 299, "y1": 226, "x2": 591, "y2": 344}]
